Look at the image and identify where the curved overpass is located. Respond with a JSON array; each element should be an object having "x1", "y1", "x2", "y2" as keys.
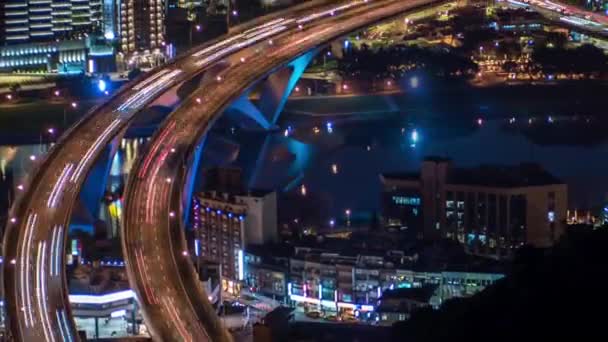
[
  {"x1": 123, "y1": 0, "x2": 448, "y2": 340},
  {"x1": 1, "y1": 1, "x2": 363, "y2": 341}
]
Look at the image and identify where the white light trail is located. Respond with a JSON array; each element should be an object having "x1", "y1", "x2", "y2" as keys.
[
  {"x1": 242, "y1": 18, "x2": 287, "y2": 35},
  {"x1": 58, "y1": 310, "x2": 73, "y2": 342},
  {"x1": 192, "y1": 34, "x2": 245, "y2": 57},
  {"x1": 70, "y1": 119, "x2": 122, "y2": 183},
  {"x1": 36, "y1": 241, "x2": 55, "y2": 342},
  {"x1": 117, "y1": 69, "x2": 183, "y2": 112},
  {"x1": 194, "y1": 25, "x2": 288, "y2": 67},
  {"x1": 20, "y1": 212, "x2": 37, "y2": 327},
  {"x1": 296, "y1": 2, "x2": 365, "y2": 24},
  {"x1": 132, "y1": 69, "x2": 171, "y2": 91},
  {"x1": 47, "y1": 163, "x2": 74, "y2": 208},
  {"x1": 55, "y1": 310, "x2": 67, "y2": 342},
  {"x1": 50, "y1": 225, "x2": 63, "y2": 277}
]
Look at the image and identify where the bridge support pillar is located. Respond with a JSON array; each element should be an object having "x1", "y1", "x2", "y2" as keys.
[
  {"x1": 182, "y1": 134, "x2": 208, "y2": 227},
  {"x1": 257, "y1": 49, "x2": 318, "y2": 126}
]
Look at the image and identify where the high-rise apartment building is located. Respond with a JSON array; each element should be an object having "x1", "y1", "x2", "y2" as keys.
[
  {"x1": 2, "y1": 0, "x2": 103, "y2": 45},
  {"x1": 381, "y1": 158, "x2": 567, "y2": 258},
  {"x1": 192, "y1": 190, "x2": 278, "y2": 283},
  {"x1": 118, "y1": 0, "x2": 166, "y2": 53}
]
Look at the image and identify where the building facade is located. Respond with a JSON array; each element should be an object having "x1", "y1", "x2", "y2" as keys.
[
  {"x1": 243, "y1": 246, "x2": 505, "y2": 319},
  {"x1": 119, "y1": 0, "x2": 165, "y2": 54},
  {"x1": 2, "y1": 0, "x2": 103, "y2": 45},
  {"x1": 193, "y1": 190, "x2": 278, "y2": 283},
  {"x1": 381, "y1": 158, "x2": 567, "y2": 258}
]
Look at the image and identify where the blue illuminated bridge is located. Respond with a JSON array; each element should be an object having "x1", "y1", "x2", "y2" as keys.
[{"x1": 2, "y1": 0, "x2": 449, "y2": 341}]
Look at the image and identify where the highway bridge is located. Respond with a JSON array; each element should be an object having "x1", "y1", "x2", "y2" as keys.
[{"x1": 3, "y1": 0, "x2": 450, "y2": 341}]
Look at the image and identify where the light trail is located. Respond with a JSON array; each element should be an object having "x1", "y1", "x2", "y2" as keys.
[
  {"x1": 20, "y1": 212, "x2": 37, "y2": 327},
  {"x1": 50, "y1": 225, "x2": 63, "y2": 277},
  {"x1": 36, "y1": 241, "x2": 55, "y2": 342},
  {"x1": 47, "y1": 163, "x2": 74, "y2": 208},
  {"x1": 132, "y1": 69, "x2": 171, "y2": 91},
  {"x1": 192, "y1": 34, "x2": 245, "y2": 58},
  {"x1": 242, "y1": 17, "x2": 287, "y2": 34},
  {"x1": 70, "y1": 119, "x2": 122, "y2": 183},
  {"x1": 162, "y1": 298, "x2": 193, "y2": 342},
  {"x1": 296, "y1": 1, "x2": 367, "y2": 24},
  {"x1": 195, "y1": 25, "x2": 289, "y2": 67},
  {"x1": 138, "y1": 121, "x2": 176, "y2": 178},
  {"x1": 58, "y1": 310, "x2": 73, "y2": 342},
  {"x1": 117, "y1": 70, "x2": 183, "y2": 112},
  {"x1": 135, "y1": 249, "x2": 158, "y2": 304},
  {"x1": 55, "y1": 310, "x2": 68, "y2": 342}
]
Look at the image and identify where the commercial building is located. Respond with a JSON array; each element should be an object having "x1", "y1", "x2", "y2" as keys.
[
  {"x1": 381, "y1": 158, "x2": 567, "y2": 258},
  {"x1": 376, "y1": 285, "x2": 437, "y2": 323},
  {"x1": 0, "y1": 37, "x2": 114, "y2": 74},
  {"x1": 243, "y1": 245, "x2": 505, "y2": 319},
  {"x1": 2, "y1": 0, "x2": 103, "y2": 44},
  {"x1": 192, "y1": 189, "x2": 278, "y2": 287}
]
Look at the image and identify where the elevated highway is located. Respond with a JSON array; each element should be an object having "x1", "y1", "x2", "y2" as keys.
[
  {"x1": 123, "y1": 0, "x2": 448, "y2": 340},
  {"x1": 1, "y1": 1, "x2": 370, "y2": 341}
]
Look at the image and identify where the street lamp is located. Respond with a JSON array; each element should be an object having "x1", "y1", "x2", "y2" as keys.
[{"x1": 345, "y1": 209, "x2": 351, "y2": 227}]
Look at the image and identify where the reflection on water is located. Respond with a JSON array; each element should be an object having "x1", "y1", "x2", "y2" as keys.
[
  {"x1": 272, "y1": 116, "x2": 608, "y2": 217},
  {"x1": 1, "y1": 110, "x2": 607, "y2": 223}
]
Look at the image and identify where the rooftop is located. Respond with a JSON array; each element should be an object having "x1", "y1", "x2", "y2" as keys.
[
  {"x1": 383, "y1": 159, "x2": 564, "y2": 188},
  {"x1": 380, "y1": 284, "x2": 438, "y2": 303}
]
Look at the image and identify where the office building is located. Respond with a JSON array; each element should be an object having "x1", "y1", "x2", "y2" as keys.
[
  {"x1": 381, "y1": 157, "x2": 567, "y2": 258},
  {"x1": 2, "y1": 0, "x2": 103, "y2": 45},
  {"x1": 192, "y1": 190, "x2": 278, "y2": 284}
]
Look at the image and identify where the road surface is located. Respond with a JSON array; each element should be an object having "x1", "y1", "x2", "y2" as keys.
[
  {"x1": 1, "y1": 1, "x2": 350, "y2": 341},
  {"x1": 122, "y1": 0, "x2": 448, "y2": 340}
]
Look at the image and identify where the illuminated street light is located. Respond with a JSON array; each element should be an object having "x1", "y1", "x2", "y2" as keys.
[
  {"x1": 6, "y1": 94, "x2": 12, "y2": 100},
  {"x1": 71, "y1": 102, "x2": 78, "y2": 108},
  {"x1": 54, "y1": 90, "x2": 60, "y2": 96},
  {"x1": 97, "y1": 79, "x2": 107, "y2": 92},
  {"x1": 165, "y1": 177, "x2": 172, "y2": 183},
  {"x1": 48, "y1": 128, "x2": 55, "y2": 134},
  {"x1": 10, "y1": 218, "x2": 16, "y2": 223},
  {"x1": 330, "y1": 219, "x2": 335, "y2": 227},
  {"x1": 29, "y1": 155, "x2": 36, "y2": 161},
  {"x1": 477, "y1": 118, "x2": 484, "y2": 126},
  {"x1": 345, "y1": 209, "x2": 351, "y2": 227},
  {"x1": 17, "y1": 184, "x2": 24, "y2": 191},
  {"x1": 232, "y1": 10, "x2": 238, "y2": 16},
  {"x1": 169, "y1": 211, "x2": 176, "y2": 218},
  {"x1": 182, "y1": 251, "x2": 189, "y2": 256},
  {"x1": 301, "y1": 184, "x2": 307, "y2": 196},
  {"x1": 196, "y1": 98, "x2": 202, "y2": 104},
  {"x1": 240, "y1": 57, "x2": 246, "y2": 63},
  {"x1": 410, "y1": 76, "x2": 419, "y2": 89},
  {"x1": 195, "y1": 25, "x2": 202, "y2": 32}
]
